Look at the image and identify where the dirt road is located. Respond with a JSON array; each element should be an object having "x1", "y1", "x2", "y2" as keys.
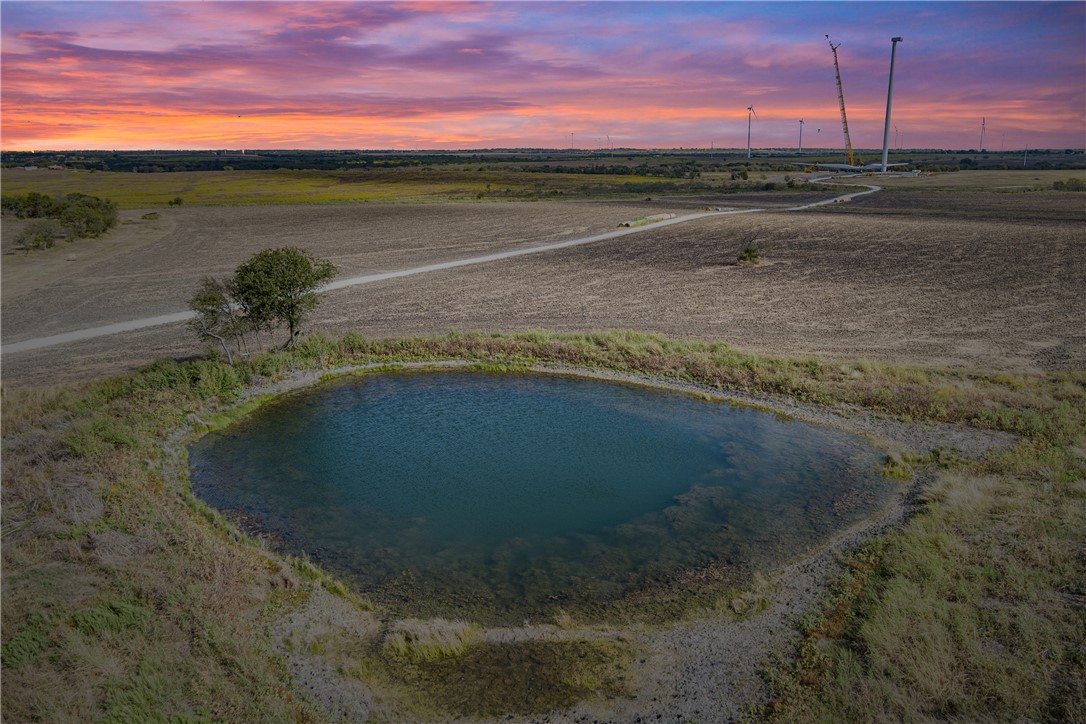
[
  {"x1": 2, "y1": 207, "x2": 764, "y2": 354},
  {"x1": 3, "y1": 186, "x2": 878, "y2": 356},
  {"x1": 2, "y1": 186, "x2": 1082, "y2": 385}
]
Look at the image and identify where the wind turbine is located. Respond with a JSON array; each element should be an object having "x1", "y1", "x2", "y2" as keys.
[
  {"x1": 798, "y1": 119, "x2": 805, "y2": 154},
  {"x1": 746, "y1": 105, "x2": 757, "y2": 159},
  {"x1": 879, "y1": 36, "x2": 903, "y2": 172}
]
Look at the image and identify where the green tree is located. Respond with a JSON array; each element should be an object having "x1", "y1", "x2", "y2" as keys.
[
  {"x1": 230, "y1": 247, "x2": 336, "y2": 347},
  {"x1": 188, "y1": 277, "x2": 249, "y2": 364}
]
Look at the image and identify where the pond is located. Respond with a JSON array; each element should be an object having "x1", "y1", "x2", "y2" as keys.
[{"x1": 189, "y1": 371, "x2": 896, "y2": 623}]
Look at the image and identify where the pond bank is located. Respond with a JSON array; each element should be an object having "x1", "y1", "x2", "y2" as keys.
[{"x1": 185, "y1": 358, "x2": 1014, "y2": 721}]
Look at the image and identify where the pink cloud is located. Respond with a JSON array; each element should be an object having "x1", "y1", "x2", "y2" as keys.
[{"x1": 1, "y1": 1, "x2": 1082, "y2": 150}]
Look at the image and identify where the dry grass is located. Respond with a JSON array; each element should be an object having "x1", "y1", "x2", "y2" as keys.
[
  {"x1": 766, "y1": 396, "x2": 1086, "y2": 722},
  {"x1": 382, "y1": 619, "x2": 483, "y2": 663},
  {"x1": 0, "y1": 370, "x2": 324, "y2": 722},
  {"x1": 2, "y1": 339, "x2": 1083, "y2": 720},
  {"x1": 4, "y1": 194, "x2": 1083, "y2": 389}
]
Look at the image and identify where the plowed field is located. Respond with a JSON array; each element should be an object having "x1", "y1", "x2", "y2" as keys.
[{"x1": 2, "y1": 189, "x2": 1083, "y2": 385}]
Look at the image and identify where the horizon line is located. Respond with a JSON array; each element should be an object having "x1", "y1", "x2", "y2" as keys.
[{"x1": 5, "y1": 146, "x2": 1082, "y2": 154}]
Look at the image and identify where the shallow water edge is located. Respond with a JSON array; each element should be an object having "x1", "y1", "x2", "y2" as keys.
[
  {"x1": 161, "y1": 355, "x2": 1020, "y2": 720},
  {"x1": 189, "y1": 368, "x2": 896, "y2": 624},
  {"x1": 181, "y1": 360, "x2": 1012, "y2": 626}
]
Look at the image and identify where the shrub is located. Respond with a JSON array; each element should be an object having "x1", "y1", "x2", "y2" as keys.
[
  {"x1": 188, "y1": 277, "x2": 250, "y2": 365},
  {"x1": 738, "y1": 243, "x2": 761, "y2": 264},
  {"x1": 2, "y1": 191, "x2": 57, "y2": 218},
  {"x1": 2, "y1": 192, "x2": 117, "y2": 241},
  {"x1": 59, "y1": 194, "x2": 118, "y2": 238},
  {"x1": 734, "y1": 230, "x2": 763, "y2": 266},
  {"x1": 1052, "y1": 178, "x2": 1085, "y2": 191},
  {"x1": 16, "y1": 219, "x2": 65, "y2": 250}
]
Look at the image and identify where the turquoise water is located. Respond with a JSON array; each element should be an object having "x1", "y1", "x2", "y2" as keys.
[{"x1": 189, "y1": 372, "x2": 894, "y2": 622}]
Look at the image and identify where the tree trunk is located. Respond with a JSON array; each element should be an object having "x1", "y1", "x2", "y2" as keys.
[{"x1": 208, "y1": 332, "x2": 234, "y2": 365}]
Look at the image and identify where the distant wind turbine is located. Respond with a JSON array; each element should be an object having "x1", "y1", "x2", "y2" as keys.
[{"x1": 746, "y1": 105, "x2": 757, "y2": 159}]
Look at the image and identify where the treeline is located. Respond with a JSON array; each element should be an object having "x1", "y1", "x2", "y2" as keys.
[
  {"x1": 475, "y1": 177, "x2": 832, "y2": 200},
  {"x1": 1, "y1": 151, "x2": 467, "y2": 173},
  {"x1": 2, "y1": 192, "x2": 118, "y2": 249},
  {"x1": 518, "y1": 162, "x2": 704, "y2": 179}
]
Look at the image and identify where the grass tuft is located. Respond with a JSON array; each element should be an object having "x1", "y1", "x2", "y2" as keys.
[
  {"x1": 71, "y1": 600, "x2": 153, "y2": 637},
  {"x1": 737, "y1": 241, "x2": 762, "y2": 265},
  {"x1": 1, "y1": 614, "x2": 53, "y2": 670},
  {"x1": 382, "y1": 619, "x2": 483, "y2": 663}
]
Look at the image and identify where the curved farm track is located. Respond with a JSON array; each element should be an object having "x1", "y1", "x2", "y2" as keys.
[{"x1": 3, "y1": 189, "x2": 1083, "y2": 385}]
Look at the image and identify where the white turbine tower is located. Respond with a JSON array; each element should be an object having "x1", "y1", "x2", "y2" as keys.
[
  {"x1": 798, "y1": 119, "x2": 805, "y2": 154},
  {"x1": 880, "y1": 36, "x2": 903, "y2": 172},
  {"x1": 746, "y1": 105, "x2": 757, "y2": 159}
]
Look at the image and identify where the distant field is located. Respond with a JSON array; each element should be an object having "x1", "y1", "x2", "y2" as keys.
[
  {"x1": 4, "y1": 166, "x2": 1082, "y2": 211},
  {"x1": 871, "y1": 168, "x2": 1085, "y2": 190},
  {"x1": 0, "y1": 167, "x2": 715, "y2": 208}
]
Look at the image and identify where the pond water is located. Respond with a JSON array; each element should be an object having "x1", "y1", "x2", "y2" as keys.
[{"x1": 189, "y1": 372, "x2": 895, "y2": 623}]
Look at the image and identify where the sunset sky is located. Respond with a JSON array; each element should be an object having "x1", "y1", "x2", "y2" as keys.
[{"x1": 2, "y1": 1, "x2": 1083, "y2": 151}]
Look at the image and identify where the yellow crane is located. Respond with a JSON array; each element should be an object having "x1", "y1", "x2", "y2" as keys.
[{"x1": 826, "y1": 35, "x2": 855, "y2": 167}]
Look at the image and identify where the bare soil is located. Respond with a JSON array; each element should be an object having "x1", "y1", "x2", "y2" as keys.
[
  {"x1": 2, "y1": 201, "x2": 678, "y2": 336},
  {"x1": 814, "y1": 187, "x2": 1086, "y2": 223},
  {"x1": 4, "y1": 191, "x2": 1081, "y2": 385}
]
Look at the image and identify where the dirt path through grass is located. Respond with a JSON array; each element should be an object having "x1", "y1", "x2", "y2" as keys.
[{"x1": 2, "y1": 184, "x2": 880, "y2": 356}]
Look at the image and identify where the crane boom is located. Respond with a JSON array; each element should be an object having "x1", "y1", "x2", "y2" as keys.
[{"x1": 826, "y1": 35, "x2": 855, "y2": 167}]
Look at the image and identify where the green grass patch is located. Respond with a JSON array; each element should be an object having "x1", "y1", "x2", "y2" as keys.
[
  {"x1": 376, "y1": 638, "x2": 633, "y2": 717},
  {"x1": 71, "y1": 599, "x2": 153, "y2": 637},
  {"x1": 1, "y1": 167, "x2": 715, "y2": 208},
  {"x1": 1, "y1": 614, "x2": 54, "y2": 670}
]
